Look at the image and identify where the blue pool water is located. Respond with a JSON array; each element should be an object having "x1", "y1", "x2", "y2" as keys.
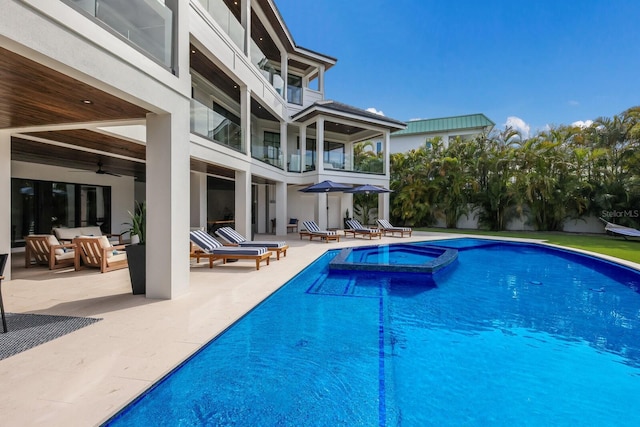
[{"x1": 105, "y1": 239, "x2": 640, "y2": 426}]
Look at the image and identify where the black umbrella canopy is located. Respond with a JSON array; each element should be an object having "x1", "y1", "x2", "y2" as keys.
[
  {"x1": 345, "y1": 184, "x2": 392, "y2": 194},
  {"x1": 299, "y1": 180, "x2": 352, "y2": 193}
]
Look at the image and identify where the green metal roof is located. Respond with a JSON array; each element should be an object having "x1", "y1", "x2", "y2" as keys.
[{"x1": 391, "y1": 113, "x2": 495, "y2": 136}]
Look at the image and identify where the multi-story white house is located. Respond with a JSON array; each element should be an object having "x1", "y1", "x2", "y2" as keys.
[
  {"x1": 0, "y1": 0, "x2": 405, "y2": 297},
  {"x1": 390, "y1": 113, "x2": 494, "y2": 153}
]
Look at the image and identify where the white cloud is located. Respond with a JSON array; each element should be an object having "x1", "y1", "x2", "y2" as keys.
[
  {"x1": 504, "y1": 116, "x2": 531, "y2": 139},
  {"x1": 366, "y1": 107, "x2": 385, "y2": 116},
  {"x1": 571, "y1": 120, "x2": 593, "y2": 128},
  {"x1": 568, "y1": 100, "x2": 580, "y2": 107},
  {"x1": 408, "y1": 117, "x2": 424, "y2": 121}
]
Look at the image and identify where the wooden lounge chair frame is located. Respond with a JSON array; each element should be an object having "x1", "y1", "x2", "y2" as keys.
[
  {"x1": 189, "y1": 230, "x2": 271, "y2": 270},
  {"x1": 376, "y1": 219, "x2": 413, "y2": 237},
  {"x1": 344, "y1": 219, "x2": 382, "y2": 240},
  {"x1": 299, "y1": 221, "x2": 341, "y2": 243},
  {"x1": 190, "y1": 243, "x2": 270, "y2": 270},
  {"x1": 24, "y1": 235, "x2": 76, "y2": 270},
  {"x1": 214, "y1": 227, "x2": 289, "y2": 260},
  {"x1": 73, "y1": 236, "x2": 128, "y2": 273}
]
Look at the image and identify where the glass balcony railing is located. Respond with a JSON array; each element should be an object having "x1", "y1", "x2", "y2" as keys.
[
  {"x1": 251, "y1": 142, "x2": 284, "y2": 169},
  {"x1": 197, "y1": 0, "x2": 245, "y2": 50},
  {"x1": 67, "y1": 0, "x2": 174, "y2": 68},
  {"x1": 191, "y1": 99, "x2": 244, "y2": 152}
]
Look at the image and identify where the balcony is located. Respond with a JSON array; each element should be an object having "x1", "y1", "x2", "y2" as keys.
[
  {"x1": 197, "y1": 0, "x2": 244, "y2": 51},
  {"x1": 251, "y1": 143, "x2": 284, "y2": 170},
  {"x1": 190, "y1": 99, "x2": 244, "y2": 152},
  {"x1": 67, "y1": 0, "x2": 174, "y2": 69}
]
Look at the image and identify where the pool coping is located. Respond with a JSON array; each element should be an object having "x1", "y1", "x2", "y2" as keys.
[{"x1": 328, "y1": 243, "x2": 458, "y2": 273}]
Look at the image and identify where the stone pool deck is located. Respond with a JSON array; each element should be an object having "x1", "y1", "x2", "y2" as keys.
[{"x1": 0, "y1": 231, "x2": 637, "y2": 426}]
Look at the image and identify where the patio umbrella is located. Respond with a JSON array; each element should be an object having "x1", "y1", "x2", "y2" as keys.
[
  {"x1": 345, "y1": 184, "x2": 392, "y2": 194},
  {"x1": 299, "y1": 180, "x2": 352, "y2": 193},
  {"x1": 299, "y1": 180, "x2": 351, "y2": 227}
]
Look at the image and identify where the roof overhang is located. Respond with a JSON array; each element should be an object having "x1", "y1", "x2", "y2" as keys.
[{"x1": 292, "y1": 101, "x2": 406, "y2": 133}]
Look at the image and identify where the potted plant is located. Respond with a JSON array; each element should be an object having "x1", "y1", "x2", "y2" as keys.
[
  {"x1": 124, "y1": 201, "x2": 146, "y2": 295},
  {"x1": 343, "y1": 208, "x2": 351, "y2": 229}
]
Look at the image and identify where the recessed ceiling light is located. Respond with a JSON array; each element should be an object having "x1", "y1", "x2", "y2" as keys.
[
  {"x1": 82, "y1": 99, "x2": 93, "y2": 104},
  {"x1": 191, "y1": 49, "x2": 196, "y2": 54}
]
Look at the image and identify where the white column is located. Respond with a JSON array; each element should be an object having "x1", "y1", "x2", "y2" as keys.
[
  {"x1": 316, "y1": 117, "x2": 324, "y2": 172},
  {"x1": 318, "y1": 193, "x2": 328, "y2": 230},
  {"x1": 190, "y1": 172, "x2": 207, "y2": 229},
  {"x1": 241, "y1": 0, "x2": 251, "y2": 57},
  {"x1": 275, "y1": 181, "x2": 287, "y2": 235},
  {"x1": 235, "y1": 170, "x2": 251, "y2": 238},
  {"x1": 280, "y1": 52, "x2": 288, "y2": 100},
  {"x1": 146, "y1": 109, "x2": 190, "y2": 299},
  {"x1": 241, "y1": 86, "x2": 251, "y2": 158},
  {"x1": 299, "y1": 124, "x2": 306, "y2": 173},
  {"x1": 318, "y1": 64, "x2": 325, "y2": 95},
  {"x1": 280, "y1": 121, "x2": 287, "y2": 171},
  {"x1": 0, "y1": 131, "x2": 11, "y2": 280},
  {"x1": 378, "y1": 193, "x2": 390, "y2": 222},
  {"x1": 384, "y1": 130, "x2": 391, "y2": 178}
]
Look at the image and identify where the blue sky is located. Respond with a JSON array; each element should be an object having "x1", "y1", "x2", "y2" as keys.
[{"x1": 275, "y1": 0, "x2": 640, "y2": 137}]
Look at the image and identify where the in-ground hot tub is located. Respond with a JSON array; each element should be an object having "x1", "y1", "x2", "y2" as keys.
[{"x1": 329, "y1": 243, "x2": 457, "y2": 274}]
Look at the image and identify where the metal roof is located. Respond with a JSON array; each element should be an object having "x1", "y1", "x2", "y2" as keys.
[{"x1": 391, "y1": 114, "x2": 495, "y2": 136}]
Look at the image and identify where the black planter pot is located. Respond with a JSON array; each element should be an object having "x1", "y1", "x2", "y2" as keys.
[
  {"x1": 125, "y1": 244, "x2": 146, "y2": 295},
  {"x1": 343, "y1": 218, "x2": 352, "y2": 229}
]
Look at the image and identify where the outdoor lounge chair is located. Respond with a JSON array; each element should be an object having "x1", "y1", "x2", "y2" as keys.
[
  {"x1": 300, "y1": 221, "x2": 340, "y2": 243},
  {"x1": 189, "y1": 230, "x2": 270, "y2": 270},
  {"x1": 24, "y1": 234, "x2": 76, "y2": 270},
  {"x1": 73, "y1": 236, "x2": 128, "y2": 273},
  {"x1": 345, "y1": 219, "x2": 382, "y2": 240},
  {"x1": 376, "y1": 219, "x2": 412, "y2": 237},
  {"x1": 600, "y1": 218, "x2": 640, "y2": 239},
  {"x1": 215, "y1": 227, "x2": 289, "y2": 260}
]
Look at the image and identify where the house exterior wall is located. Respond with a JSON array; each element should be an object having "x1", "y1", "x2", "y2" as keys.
[{"x1": 1, "y1": 0, "x2": 403, "y2": 296}]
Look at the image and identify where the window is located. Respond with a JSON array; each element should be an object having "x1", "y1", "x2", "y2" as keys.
[
  {"x1": 287, "y1": 74, "x2": 302, "y2": 105},
  {"x1": 260, "y1": 131, "x2": 281, "y2": 167},
  {"x1": 11, "y1": 178, "x2": 111, "y2": 248},
  {"x1": 323, "y1": 141, "x2": 345, "y2": 169},
  {"x1": 305, "y1": 138, "x2": 316, "y2": 171}
]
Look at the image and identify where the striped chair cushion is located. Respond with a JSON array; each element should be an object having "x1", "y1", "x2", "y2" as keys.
[
  {"x1": 377, "y1": 219, "x2": 411, "y2": 231},
  {"x1": 214, "y1": 247, "x2": 268, "y2": 256},
  {"x1": 190, "y1": 230, "x2": 222, "y2": 252},
  {"x1": 191, "y1": 230, "x2": 267, "y2": 255},
  {"x1": 239, "y1": 241, "x2": 287, "y2": 248},
  {"x1": 302, "y1": 221, "x2": 336, "y2": 235},
  {"x1": 346, "y1": 219, "x2": 377, "y2": 232},
  {"x1": 303, "y1": 221, "x2": 320, "y2": 232},
  {"x1": 216, "y1": 227, "x2": 286, "y2": 248},
  {"x1": 216, "y1": 227, "x2": 246, "y2": 244}
]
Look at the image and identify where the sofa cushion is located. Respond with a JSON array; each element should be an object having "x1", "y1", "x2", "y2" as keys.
[
  {"x1": 80, "y1": 226, "x2": 104, "y2": 236},
  {"x1": 106, "y1": 252, "x2": 127, "y2": 265},
  {"x1": 46, "y1": 235, "x2": 65, "y2": 256}
]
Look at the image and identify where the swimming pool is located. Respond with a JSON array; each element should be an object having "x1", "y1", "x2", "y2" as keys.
[{"x1": 104, "y1": 239, "x2": 640, "y2": 426}]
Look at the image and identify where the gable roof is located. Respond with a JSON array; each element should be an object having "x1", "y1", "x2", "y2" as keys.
[{"x1": 391, "y1": 113, "x2": 495, "y2": 136}]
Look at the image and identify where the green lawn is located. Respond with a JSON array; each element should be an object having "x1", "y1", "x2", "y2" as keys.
[{"x1": 417, "y1": 228, "x2": 640, "y2": 264}]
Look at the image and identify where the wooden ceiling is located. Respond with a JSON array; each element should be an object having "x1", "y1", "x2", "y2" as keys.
[
  {"x1": 0, "y1": 45, "x2": 152, "y2": 179},
  {"x1": 0, "y1": 47, "x2": 149, "y2": 129}
]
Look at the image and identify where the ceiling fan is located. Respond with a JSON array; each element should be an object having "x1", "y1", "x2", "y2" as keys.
[
  {"x1": 70, "y1": 161, "x2": 121, "y2": 177},
  {"x1": 94, "y1": 161, "x2": 121, "y2": 177}
]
